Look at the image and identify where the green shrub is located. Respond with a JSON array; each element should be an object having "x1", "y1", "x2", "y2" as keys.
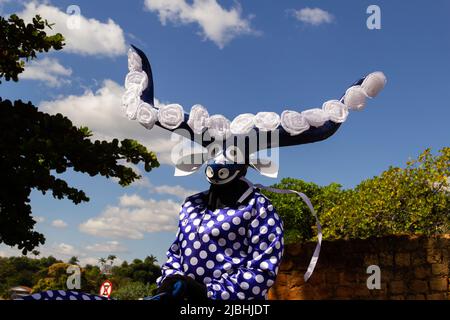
[
  {"x1": 264, "y1": 147, "x2": 450, "y2": 244},
  {"x1": 110, "y1": 282, "x2": 157, "y2": 300}
]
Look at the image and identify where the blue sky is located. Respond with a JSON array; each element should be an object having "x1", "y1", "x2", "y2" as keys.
[{"x1": 1, "y1": 0, "x2": 449, "y2": 266}]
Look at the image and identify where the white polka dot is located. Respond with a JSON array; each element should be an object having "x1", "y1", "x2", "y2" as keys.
[
  {"x1": 225, "y1": 248, "x2": 233, "y2": 256},
  {"x1": 227, "y1": 285, "x2": 235, "y2": 293},
  {"x1": 243, "y1": 211, "x2": 251, "y2": 220},
  {"x1": 233, "y1": 242, "x2": 241, "y2": 250},
  {"x1": 209, "y1": 244, "x2": 217, "y2": 252},
  {"x1": 199, "y1": 250, "x2": 207, "y2": 259},
  {"x1": 204, "y1": 214, "x2": 211, "y2": 220},
  {"x1": 221, "y1": 223, "x2": 230, "y2": 231},
  {"x1": 227, "y1": 209, "x2": 235, "y2": 216},
  {"x1": 237, "y1": 292, "x2": 245, "y2": 299},
  {"x1": 179, "y1": 233, "x2": 184, "y2": 241},
  {"x1": 187, "y1": 207, "x2": 194, "y2": 213},
  {"x1": 203, "y1": 277, "x2": 212, "y2": 284},
  {"x1": 190, "y1": 212, "x2": 197, "y2": 219},
  {"x1": 213, "y1": 284, "x2": 221, "y2": 291},
  {"x1": 259, "y1": 242, "x2": 268, "y2": 251},
  {"x1": 266, "y1": 247, "x2": 274, "y2": 254},
  {"x1": 206, "y1": 260, "x2": 215, "y2": 269},
  {"x1": 173, "y1": 262, "x2": 180, "y2": 269},
  {"x1": 238, "y1": 227, "x2": 246, "y2": 236},
  {"x1": 260, "y1": 261, "x2": 269, "y2": 270},
  {"x1": 240, "y1": 282, "x2": 249, "y2": 290},
  {"x1": 188, "y1": 233, "x2": 195, "y2": 241},
  {"x1": 217, "y1": 214, "x2": 225, "y2": 222},
  {"x1": 183, "y1": 264, "x2": 189, "y2": 271},
  {"x1": 276, "y1": 227, "x2": 282, "y2": 234},
  {"x1": 182, "y1": 240, "x2": 187, "y2": 248},
  {"x1": 274, "y1": 213, "x2": 280, "y2": 220},
  {"x1": 243, "y1": 272, "x2": 252, "y2": 280},
  {"x1": 232, "y1": 217, "x2": 241, "y2": 225},
  {"x1": 196, "y1": 267, "x2": 205, "y2": 275},
  {"x1": 258, "y1": 196, "x2": 265, "y2": 204},
  {"x1": 198, "y1": 226, "x2": 205, "y2": 233},
  {"x1": 268, "y1": 233, "x2": 276, "y2": 242},
  {"x1": 190, "y1": 257, "x2": 198, "y2": 265},
  {"x1": 251, "y1": 235, "x2": 259, "y2": 244},
  {"x1": 185, "y1": 225, "x2": 192, "y2": 233},
  {"x1": 251, "y1": 219, "x2": 259, "y2": 228},
  {"x1": 180, "y1": 213, "x2": 185, "y2": 220},
  {"x1": 240, "y1": 250, "x2": 247, "y2": 257},
  {"x1": 207, "y1": 291, "x2": 213, "y2": 298},
  {"x1": 268, "y1": 218, "x2": 275, "y2": 226},
  {"x1": 270, "y1": 256, "x2": 278, "y2": 264},
  {"x1": 213, "y1": 270, "x2": 222, "y2": 278},
  {"x1": 255, "y1": 275, "x2": 264, "y2": 283},
  {"x1": 249, "y1": 198, "x2": 255, "y2": 205},
  {"x1": 207, "y1": 221, "x2": 214, "y2": 228},
  {"x1": 260, "y1": 226, "x2": 268, "y2": 234},
  {"x1": 193, "y1": 241, "x2": 201, "y2": 249},
  {"x1": 218, "y1": 238, "x2": 227, "y2": 246},
  {"x1": 223, "y1": 262, "x2": 232, "y2": 270},
  {"x1": 267, "y1": 279, "x2": 274, "y2": 287},
  {"x1": 275, "y1": 241, "x2": 281, "y2": 249},
  {"x1": 211, "y1": 228, "x2": 220, "y2": 236},
  {"x1": 202, "y1": 234, "x2": 210, "y2": 243},
  {"x1": 228, "y1": 232, "x2": 236, "y2": 241},
  {"x1": 213, "y1": 209, "x2": 220, "y2": 215},
  {"x1": 232, "y1": 257, "x2": 240, "y2": 264},
  {"x1": 171, "y1": 244, "x2": 179, "y2": 251},
  {"x1": 252, "y1": 286, "x2": 261, "y2": 295},
  {"x1": 184, "y1": 201, "x2": 192, "y2": 207},
  {"x1": 216, "y1": 253, "x2": 224, "y2": 262},
  {"x1": 221, "y1": 291, "x2": 230, "y2": 300}
]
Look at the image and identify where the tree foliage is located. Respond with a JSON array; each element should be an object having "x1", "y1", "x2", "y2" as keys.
[
  {"x1": 264, "y1": 148, "x2": 450, "y2": 244},
  {"x1": 0, "y1": 14, "x2": 64, "y2": 83},
  {"x1": 0, "y1": 13, "x2": 160, "y2": 253}
]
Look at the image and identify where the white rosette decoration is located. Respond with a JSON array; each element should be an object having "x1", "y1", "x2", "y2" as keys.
[
  {"x1": 322, "y1": 100, "x2": 349, "y2": 123},
  {"x1": 206, "y1": 115, "x2": 231, "y2": 139},
  {"x1": 187, "y1": 104, "x2": 209, "y2": 134},
  {"x1": 254, "y1": 112, "x2": 280, "y2": 131},
  {"x1": 361, "y1": 71, "x2": 386, "y2": 98},
  {"x1": 125, "y1": 71, "x2": 148, "y2": 93},
  {"x1": 127, "y1": 48, "x2": 142, "y2": 72},
  {"x1": 158, "y1": 104, "x2": 184, "y2": 130},
  {"x1": 344, "y1": 86, "x2": 368, "y2": 111},
  {"x1": 302, "y1": 108, "x2": 330, "y2": 127},
  {"x1": 121, "y1": 89, "x2": 141, "y2": 119},
  {"x1": 230, "y1": 113, "x2": 255, "y2": 135},
  {"x1": 137, "y1": 102, "x2": 158, "y2": 129},
  {"x1": 280, "y1": 110, "x2": 310, "y2": 135}
]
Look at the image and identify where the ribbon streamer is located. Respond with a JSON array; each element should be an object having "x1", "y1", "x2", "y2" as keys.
[{"x1": 240, "y1": 178, "x2": 322, "y2": 283}]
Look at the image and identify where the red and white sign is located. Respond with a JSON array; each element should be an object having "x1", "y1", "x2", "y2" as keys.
[{"x1": 99, "y1": 280, "x2": 113, "y2": 298}]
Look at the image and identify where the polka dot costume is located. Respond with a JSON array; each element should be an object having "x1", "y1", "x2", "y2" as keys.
[{"x1": 156, "y1": 189, "x2": 284, "y2": 300}]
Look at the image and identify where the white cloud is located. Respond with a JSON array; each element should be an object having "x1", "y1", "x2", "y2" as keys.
[
  {"x1": 293, "y1": 7, "x2": 334, "y2": 26},
  {"x1": 86, "y1": 241, "x2": 127, "y2": 253},
  {"x1": 53, "y1": 242, "x2": 78, "y2": 256},
  {"x1": 39, "y1": 79, "x2": 178, "y2": 165},
  {"x1": 19, "y1": 2, "x2": 126, "y2": 56},
  {"x1": 144, "y1": 0, "x2": 255, "y2": 48},
  {"x1": 51, "y1": 219, "x2": 68, "y2": 228},
  {"x1": 152, "y1": 184, "x2": 199, "y2": 199},
  {"x1": 79, "y1": 194, "x2": 180, "y2": 239},
  {"x1": 21, "y1": 57, "x2": 72, "y2": 87}
]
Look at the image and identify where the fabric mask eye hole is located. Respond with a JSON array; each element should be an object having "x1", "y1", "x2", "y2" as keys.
[
  {"x1": 206, "y1": 166, "x2": 214, "y2": 178},
  {"x1": 218, "y1": 168, "x2": 229, "y2": 179}
]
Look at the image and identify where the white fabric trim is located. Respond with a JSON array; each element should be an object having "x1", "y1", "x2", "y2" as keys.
[
  {"x1": 187, "y1": 104, "x2": 209, "y2": 135},
  {"x1": 322, "y1": 100, "x2": 349, "y2": 123},
  {"x1": 158, "y1": 104, "x2": 184, "y2": 130},
  {"x1": 206, "y1": 115, "x2": 231, "y2": 139},
  {"x1": 254, "y1": 112, "x2": 280, "y2": 131},
  {"x1": 361, "y1": 71, "x2": 386, "y2": 98},
  {"x1": 280, "y1": 110, "x2": 310, "y2": 136},
  {"x1": 344, "y1": 85, "x2": 368, "y2": 111},
  {"x1": 137, "y1": 102, "x2": 158, "y2": 129},
  {"x1": 230, "y1": 113, "x2": 255, "y2": 135},
  {"x1": 302, "y1": 108, "x2": 330, "y2": 127}
]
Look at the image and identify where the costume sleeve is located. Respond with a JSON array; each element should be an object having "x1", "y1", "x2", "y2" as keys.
[
  {"x1": 156, "y1": 224, "x2": 185, "y2": 287},
  {"x1": 206, "y1": 202, "x2": 284, "y2": 300}
]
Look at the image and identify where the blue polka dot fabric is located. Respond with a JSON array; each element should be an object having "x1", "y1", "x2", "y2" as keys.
[
  {"x1": 15, "y1": 290, "x2": 110, "y2": 300},
  {"x1": 156, "y1": 189, "x2": 284, "y2": 300}
]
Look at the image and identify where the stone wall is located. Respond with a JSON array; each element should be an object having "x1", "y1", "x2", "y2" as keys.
[{"x1": 268, "y1": 235, "x2": 449, "y2": 300}]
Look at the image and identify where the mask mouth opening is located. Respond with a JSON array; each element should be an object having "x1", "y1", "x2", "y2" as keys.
[{"x1": 205, "y1": 163, "x2": 248, "y2": 185}]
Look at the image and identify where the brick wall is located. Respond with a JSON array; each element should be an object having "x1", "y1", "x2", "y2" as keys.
[{"x1": 268, "y1": 235, "x2": 449, "y2": 300}]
